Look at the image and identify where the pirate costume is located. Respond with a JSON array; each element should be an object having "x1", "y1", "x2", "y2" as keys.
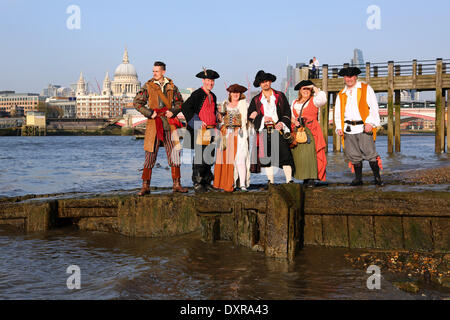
[
  {"x1": 133, "y1": 76, "x2": 187, "y2": 195},
  {"x1": 247, "y1": 70, "x2": 295, "y2": 186},
  {"x1": 334, "y1": 67, "x2": 383, "y2": 186},
  {"x1": 291, "y1": 80, "x2": 328, "y2": 183},
  {"x1": 213, "y1": 84, "x2": 251, "y2": 192},
  {"x1": 181, "y1": 69, "x2": 220, "y2": 192}
]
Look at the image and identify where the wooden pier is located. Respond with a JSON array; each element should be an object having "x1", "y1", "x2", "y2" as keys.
[{"x1": 304, "y1": 59, "x2": 450, "y2": 154}]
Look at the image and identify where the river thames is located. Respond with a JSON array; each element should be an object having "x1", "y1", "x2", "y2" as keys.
[
  {"x1": 0, "y1": 135, "x2": 448, "y2": 198},
  {"x1": 0, "y1": 135, "x2": 448, "y2": 300}
]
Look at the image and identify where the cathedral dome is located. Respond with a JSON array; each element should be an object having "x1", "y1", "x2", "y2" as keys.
[
  {"x1": 114, "y1": 48, "x2": 138, "y2": 78},
  {"x1": 114, "y1": 63, "x2": 137, "y2": 77}
]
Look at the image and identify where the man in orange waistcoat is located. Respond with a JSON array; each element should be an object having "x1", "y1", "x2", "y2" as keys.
[
  {"x1": 133, "y1": 61, "x2": 188, "y2": 195},
  {"x1": 334, "y1": 67, "x2": 383, "y2": 186}
]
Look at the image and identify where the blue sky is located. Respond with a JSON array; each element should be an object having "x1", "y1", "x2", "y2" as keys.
[{"x1": 0, "y1": 0, "x2": 449, "y2": 100}]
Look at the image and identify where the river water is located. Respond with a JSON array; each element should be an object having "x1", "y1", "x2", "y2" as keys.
[
  {"x1": 0, "y1": 135, "x2": 448, "y2": 300},
  {"x1": 0, "y1": 135, "x2": 448, "y2": 198}
]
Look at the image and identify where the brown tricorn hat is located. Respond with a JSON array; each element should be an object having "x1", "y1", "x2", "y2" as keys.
[{"x1": 226, "y1": 84, "x2": 247, "y2": 93}]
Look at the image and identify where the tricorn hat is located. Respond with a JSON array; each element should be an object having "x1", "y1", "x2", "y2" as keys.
[
  {"x1": 196, "y1": 68, "x2": 220, "y2": 80},
  {"x1": 226, "y1": 84, "x2": 247, "y2": 93},
  {"x1": 338, "y1": 67, "x2": 361, "y2": 77},
  {"x1": 253, "y1": 70, "x2": 277, "y2": 88},
  {"x1": 294, "y1": 80, "x2": 314, "y2": 91}
]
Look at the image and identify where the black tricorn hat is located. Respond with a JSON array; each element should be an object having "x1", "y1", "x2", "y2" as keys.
[
  {"x1": 294, "y1": 80, "x2": 314, "y2": 91},
  {"x1": 253, "y1": 70, "x2": 277, "y2": 87},
  {"x1": 196, "y1": 68, "x2": 220, "y2": 80},
  {"x1": 338, "y1": 67, "x2": 361, "y2": 77},
  {"x1": 226, "y1": 84, "x2": 247, "y2": 93}
]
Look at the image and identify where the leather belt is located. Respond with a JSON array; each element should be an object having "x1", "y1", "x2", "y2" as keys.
[{"x1": 345, "y1": 120, "x2": 364, "y2": 126}]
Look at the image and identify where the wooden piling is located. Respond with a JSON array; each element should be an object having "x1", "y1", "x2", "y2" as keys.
[
  {"x1": 321, "y1": 65, "x2": 329, "y2": 153},
  {"x1": 388, "y1": 61, "x2": 394, "y2": 154},
  {"x1": 435, "y1": 59, "x2": 443, "y2": 153},
  {"x1": 301, "y1": 66, "x2": 309, "y2": 81},
  {"x1": 332, "y1": 93, "x2": 341, "y2": 153},
  {"x1": 395, "y1": 90, "x2": 401, "y2": 152},
  {"x1": 446, "y1": 89, "x2": 450, "y2": 156},
  {"x1": 442, "y1": 90, "x2": 446, "y2": 152},
  {"x1": 365, "y1": 62, "x2": 371, "y2": 84}
]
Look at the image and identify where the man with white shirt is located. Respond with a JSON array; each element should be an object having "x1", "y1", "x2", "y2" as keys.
[
  {"x1": 248, "y1": 70, "x2": 295, "y2": 188},
  {"x1": 334, "y1": 67, "x2": 383, "y2": 186},
  {"x1": 313, "y1": 57, "x2": 320, "y2": 78}
]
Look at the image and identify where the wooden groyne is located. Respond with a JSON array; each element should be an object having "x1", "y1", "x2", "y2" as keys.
[
  {"x1": 305, "y1": 59, "x2": 450, "y2": 154},
  {"x1": 1, "y1": 185, "x2": 448, "y2": 259}
]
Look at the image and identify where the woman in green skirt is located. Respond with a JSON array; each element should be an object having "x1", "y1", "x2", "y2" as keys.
[{"x1": 290, "y1": 80, "x2": 328, "y2": 186}]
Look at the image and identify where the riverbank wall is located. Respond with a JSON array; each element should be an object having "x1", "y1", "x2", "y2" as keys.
[{"x1": 1, "y1": 184, "x2": 448, "y2": 259}]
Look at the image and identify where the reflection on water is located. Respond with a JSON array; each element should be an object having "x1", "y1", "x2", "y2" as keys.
[
  {"x1": 0, "y1": 226, "x2": 441, "y2": 300},
  {"x1": 0, "y1": 135, "x2": 448, "y2": 300},
  {"x1": 0, "y1": 135, "x2": 447, "y2": 198}
]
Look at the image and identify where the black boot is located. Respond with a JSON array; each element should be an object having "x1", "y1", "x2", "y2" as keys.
[
  {"x1": 369, "y1": 161, "x2": 384, "y2": 186},
  {"x1": 350, "y1": 162, "x2": 363, "y2": 186},
  {"x1": 303, "y1": 179, "x2": 315, "y2": 188}
]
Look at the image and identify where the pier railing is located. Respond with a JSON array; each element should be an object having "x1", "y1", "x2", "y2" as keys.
[
  {"x1": 319, "y1": 59, "x2": 450, "y2": 79},
  {"x1": 303, "y1": 59, "x2": 449, "y2": 154}
]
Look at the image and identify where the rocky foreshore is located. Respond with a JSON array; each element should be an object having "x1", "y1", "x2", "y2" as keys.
[
  {"x1": 369, "y1": 164, "x2": 450, "y2": 186},
  {"x1": 344, "y1": 251, "x2": 450, "y2": 294}
]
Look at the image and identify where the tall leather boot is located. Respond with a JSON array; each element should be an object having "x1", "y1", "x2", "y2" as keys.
[
  {"x1": 172, "y1": 167, "x2": 188, "y2": 193},
  {"x1": 350, "y1": 162, "x2": 363, "y2": 186},
  {"x1": 369, "y1": 161, "x2": 384, "y2": 186},
  {"x1": 138, "y1": 168, "x2": 151, "y2": 196}
]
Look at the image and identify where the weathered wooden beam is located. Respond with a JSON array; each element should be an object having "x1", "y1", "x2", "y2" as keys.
[
  {"x1": 447, "y1": 90, "x2": 449, "y2": 153},
  {"x1": 388, "y1": 61, "x2": 395, "y2": 154},
  {"x1": 321, "y1": 65, "x2": 329, "y2": 153},
  {"x1": 395, "y1": 90, "x2": 401, "y2": 152},
  {"x1": 365, "y1": 62, "x2": 371, "y2": 84},
  {"x1": 332, "y1": 93, "x2": 341, "y2": 153},
  {"x1": 301, "y1": 66, "x2": 309, "y2": 81},
  {"x1": 436, "y1": 59, "x2": 443, "y2": 153},
  {"x1": 441, "y1": 89, "x2": 446, "y2": 152}
]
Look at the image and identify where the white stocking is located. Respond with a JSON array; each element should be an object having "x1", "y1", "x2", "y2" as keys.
[
  {"x1": 265, "y1": 167, "x2": 274, "y2": 184},
  {"x1": 283, "y1": 165, "x2": 292, "y2": 183}
]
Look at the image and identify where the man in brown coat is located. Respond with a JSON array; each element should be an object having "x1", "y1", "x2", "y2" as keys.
[{"x1": 133, "y1": 61, "x2": 188, "y2": 195}]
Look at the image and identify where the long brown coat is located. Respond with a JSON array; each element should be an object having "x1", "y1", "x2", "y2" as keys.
[{"x1": 133, "y1": 78, "x2": 183, "y2": 152}]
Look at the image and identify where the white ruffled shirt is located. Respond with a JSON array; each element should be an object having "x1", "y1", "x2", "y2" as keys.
[
  {"x1": 258, "y1": 92, "x2": 290, "y2": 133},
  {"x1": 334, "y1": 81, "x2": 380, "y2": 134}
]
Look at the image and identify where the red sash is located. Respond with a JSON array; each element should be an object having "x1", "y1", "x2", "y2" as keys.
[{"x1": 154, "y1": 107, "x2": 183, "y2": 142}]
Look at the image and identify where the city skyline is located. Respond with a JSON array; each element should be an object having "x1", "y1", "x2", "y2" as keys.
[{"x1": 1, "y1": 0, "x2": 450, "y2": 100}]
